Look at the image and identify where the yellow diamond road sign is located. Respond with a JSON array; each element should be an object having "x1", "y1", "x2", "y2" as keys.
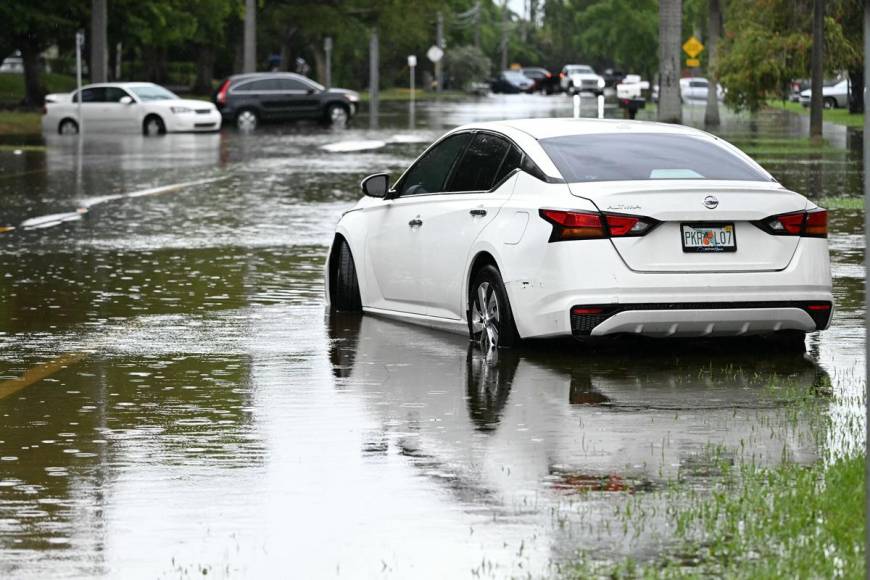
[{"x1": 682, "y1": 36, "x2": 704, "y2": 59}]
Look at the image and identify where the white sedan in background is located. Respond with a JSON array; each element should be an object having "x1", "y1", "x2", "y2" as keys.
[
  {"x1": 799, "y1": 79, "x2": 850, "y2": 109},
  {"x1": 43, "y1": 82, "x2": 222, "y2": 135},
  {"x1": 326, "y1": 118, "x2": 832, "y2": 350}
]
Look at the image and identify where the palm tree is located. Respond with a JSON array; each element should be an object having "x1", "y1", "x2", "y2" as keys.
[
  {"x1": 658, "y1": 0, "x2": 682, "y2": 123},
  {"x1": 244, "y1": 0, "x2": 257, "y2": 73},
  {"x1": 90, "y1": 0, "x2": 107, "y2": 82},
  {"x1": 809, "y1": 0, "x2": 824, "y2": 140},
  {"x1": 704, "y1": 0, "x2": 722, "y2": 126}
]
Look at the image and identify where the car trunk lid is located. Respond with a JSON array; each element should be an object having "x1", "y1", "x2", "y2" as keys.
[{"x1": 567, "y1": 180, "x2": 808, "y2": 272}]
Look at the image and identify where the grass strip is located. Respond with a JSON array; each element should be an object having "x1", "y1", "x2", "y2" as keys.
[{"x1": 767, "y1": 100, "x2": 865, "y2": 128}]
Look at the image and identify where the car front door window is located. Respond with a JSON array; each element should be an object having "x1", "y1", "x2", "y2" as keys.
[{"x1": 397, "y1": 133, "x2": 472, "y2": 196}]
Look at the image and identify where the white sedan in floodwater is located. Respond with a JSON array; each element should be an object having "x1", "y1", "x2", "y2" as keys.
[
  {"x1": 43, "y1": 82, "x2": 221, "y2": 135},
  {"x1": 326, "y1": 118, "x2": 832, "y2": 349}
]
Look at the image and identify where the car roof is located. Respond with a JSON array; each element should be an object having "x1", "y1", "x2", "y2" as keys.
[
  {"x1": 228, "y1": 72, "x2": 314, "y2": 83},
  {"x1": 73, "y1": 82, "x2": 161, "y2": 89},
  {"x1": 458, "y1": 118, "x2": 712, "y2": 141}
]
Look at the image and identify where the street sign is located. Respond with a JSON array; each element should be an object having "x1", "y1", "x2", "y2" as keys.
[
  {"x1": 682, "y1": 36, "x2": 704, "y2": 58},
  {"x1": 686, "y1": 58, "x2": 701, "y2": 68},
  {"x1": 426, "y1": 45, "x2": 444, "y2": 63},
  {"x1": 408, "y1": 55, "x2": 417, "y2": 67}
]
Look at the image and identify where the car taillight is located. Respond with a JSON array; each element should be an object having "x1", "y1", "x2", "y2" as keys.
[
  {"x1": 559, "y1": 72, "x2": 566, "y2": 79},
  {"x1": 755, "y1": 208, "x2": 827, "y2": 238},
  {"x1": 539, "y1": 209, "x2": 659, "y2": 242},
  {"x1": 216, "y1": 79, "x2": 230, "y2": 105}
]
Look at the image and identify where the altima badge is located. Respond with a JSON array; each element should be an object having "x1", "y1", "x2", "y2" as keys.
[{"x1": 703, "y1": 195, "x2": 719, "y2": 209}]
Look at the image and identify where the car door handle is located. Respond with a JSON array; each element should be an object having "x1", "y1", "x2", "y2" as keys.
[
  {"x1": 469, "y1": 209, "x2": 487, "y2": 217},
  {"x1": 408, "y1": 218, "x2": 423, "y2": 227}
]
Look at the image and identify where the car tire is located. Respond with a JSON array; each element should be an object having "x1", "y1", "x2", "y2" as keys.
[
  {"x1": 58, "y1": 118, "x2": 79, "y2": 135},
  {"x1": 236, "y1": 108, "x2": 258, "y2": 131},
  {"x1": 332, "y1": 239, "x2": 361, "y2": 312},
  {"x1": 143, "y1": 115, "x2": 165, "y2": 136},
  {"x1": 326, "y1": 103, "x2": 349, "y2": 126},
  {"x1": 468, "y1": 265, "x2": 518, "y2": 350},
  {"x1": 824, "y1": 97, "x2": 837, "y2": 109}
]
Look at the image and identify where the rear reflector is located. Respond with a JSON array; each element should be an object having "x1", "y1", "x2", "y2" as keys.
[
  {"x1": 572, "y1": 307, "x2": 604, "y2": 315},
  {"x1": 539, "y1": 209, "x2": 658, "y2": 242},
  {"x1": 806, "y1": 304, "x2": 831, "y2": 311}
]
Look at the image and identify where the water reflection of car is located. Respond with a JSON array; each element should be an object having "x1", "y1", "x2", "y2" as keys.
[
  {"x1": 490, "y1": 70, "x2": 535, "y2": 94},
  {"x1": 520, "y1": 67, "x2": 559, "y2": 94},
  {"x1": 799, "y1": 79, "x2": 849, "y2": 109},
  {"x1": 326, "y1": 118, "x2": 832, "y2": 350},
  {"x1": 328, "y1": 313, "x2": 827, "y2": 486},
  {"x1": 559, "y1": 64, "x2": 605, "y2": 96},
  {"x1": 43, "y1": 82, "x2": 222, "y2": 136},
  {"x1": 213, "y1": 72, "x2": 359, "y2": 130}
]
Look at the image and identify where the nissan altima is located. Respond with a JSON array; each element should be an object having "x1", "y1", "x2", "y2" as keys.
[{"x1": 326, "y1": 118, "x2": 832, "y2": 349}]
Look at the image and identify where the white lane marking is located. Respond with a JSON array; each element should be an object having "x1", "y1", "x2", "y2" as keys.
[{"x1": 17, "y1": 176, "x2": 230, "y2": 231}]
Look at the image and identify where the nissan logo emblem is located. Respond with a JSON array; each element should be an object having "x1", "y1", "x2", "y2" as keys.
[{"x1": 704, "y1": 195, "x2": 719, "y2": 209}]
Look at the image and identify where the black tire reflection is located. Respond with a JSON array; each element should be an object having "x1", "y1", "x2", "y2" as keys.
[{"x1": 465, "y1": 346, "x2": 519, "y2": 432}]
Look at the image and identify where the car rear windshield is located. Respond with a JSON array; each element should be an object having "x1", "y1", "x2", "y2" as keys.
[{"x1": 539, "y1": 133, "x2": 772, "y2": 183}]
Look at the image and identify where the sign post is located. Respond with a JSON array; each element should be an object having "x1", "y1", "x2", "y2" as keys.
[
  {"x1": 427, "y1": 45, "x2": 443, "y2": 93},
  {"x1": 408, "y1": 55, "x2": 417, "y2": 102},
  {"x1": 324, "y1": 37, "x2": 333, "y2": 89},
  {"x1": 75, "y1": 30, "x2": 85, "y2": 134}
]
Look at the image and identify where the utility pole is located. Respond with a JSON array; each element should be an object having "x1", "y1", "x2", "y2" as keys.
[
  {"x1": 324, "y1": 37, "x2": 333, "y2": 89},
  {"x1": 76, "y1": 31, "x2": 85, "y2": 134},
  {"x1": 369, "y1": 28, "x2": 379, "y2": 125},
  {"x1": 436, "y1": 12, "x2": 444, "y2": 92},
  {"x1": 657, "y1": 0, "x2": 682, "y2": 123},
  {"x1": 809, "y1": 0, "x2": 824, "y2": 141},
  {"x1": 704, "y1": 0, "x2": 721, "y2": 126},
  {"x1": 243, "y1": 0, "x2": 257, "y2": 73},
  {"x1": 863, "y1": 3, "x2": 869, "y2": 573},
  {"x1": 90, "y1": 0, "x2": 107, "y2": 83},
  {"x1": 500, "y1": 1, "x2": 509, "y2": 71}
]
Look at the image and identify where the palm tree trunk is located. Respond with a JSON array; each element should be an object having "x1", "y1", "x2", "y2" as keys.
[
  {"x1": 19, "y1": 36, "x2": 44, "y2": 108},
  {"x1": 658, "y1": 0, "x2": 682, "y2": 123},
  {"x1": 704, "y1": 0, "x2": 722, "y2": 126},
  {"x1": 809, "y1": 0, "x2": 824, "y2": 140},
  {"x1": 90, "y1": 0, "x2": 108, "y2": 83}
]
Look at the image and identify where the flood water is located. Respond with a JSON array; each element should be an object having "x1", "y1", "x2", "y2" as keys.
[{"x1": 0, "y1": 95, "x2": 864, "y2": 578}]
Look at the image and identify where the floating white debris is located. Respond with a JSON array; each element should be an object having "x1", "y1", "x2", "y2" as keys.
[
  {"x1": 321, "y1": 140, "x2": 387, "y2": 153},
  {"x1": 389, "y1": 134, "x2": 428, "y2": 144},
  {"x1": 19, "y1": 209, "x2": 87, "y2": 230},
  {"x1": 12, "y1": 149, "x2": 22, "y2": 155}
]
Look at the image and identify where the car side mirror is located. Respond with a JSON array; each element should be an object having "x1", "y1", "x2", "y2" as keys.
[
  {"x1": 120, "y1": 96, "x2": 133, "y2": 105},
  {"x1": 361, "y1": 173, "x2": 389, "y2": 198}
]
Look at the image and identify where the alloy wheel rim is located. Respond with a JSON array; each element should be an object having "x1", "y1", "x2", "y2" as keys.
[
  {"x1": 330, "y1": 107, "x2": 348, "y2": 125},
  {"x1": 237, "y1": 111, "x2": 256, "y2": 130},
  {"x1": 61, "y1": 122, "x2": 77, "y2": 135},
  {"x1": 472, "y1": 281, "x2": 500, "y2": 351},
  {"x1": 146, "y1": 120, "x2": 160, "y2": 135}
]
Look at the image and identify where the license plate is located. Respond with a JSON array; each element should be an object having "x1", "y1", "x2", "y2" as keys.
[{"x1": 681, "y1": 223, "x2": 736, "y2": 253}]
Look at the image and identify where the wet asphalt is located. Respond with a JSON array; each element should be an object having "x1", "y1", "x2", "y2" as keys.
[{"x1": 0, "y1": 95, "x2": 864, "y2": 578}]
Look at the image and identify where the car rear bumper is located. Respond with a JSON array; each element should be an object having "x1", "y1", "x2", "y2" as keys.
[{"x1": 503, "y1": 238, "x2": 833, "y2": 339}]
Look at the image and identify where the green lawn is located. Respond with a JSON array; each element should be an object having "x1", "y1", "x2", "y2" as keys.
[
  {"x1": 768, "y1": 99, "x2": 865, "y2": 128},
  {"x1": 359, "y1": 88, "x2": 471, "y2": 102},
  {"x1": 0, "y1": 73, "x2": 78, "y2": 106},
  {"x1": 0, "y1": 111, "x2": 42, "y2": 135}
]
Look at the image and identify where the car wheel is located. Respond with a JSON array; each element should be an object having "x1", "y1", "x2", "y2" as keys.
[
  {"x1": 824, "y1": 97, "x2": 837, "y2": 109},
  {"x1": 469, "y1": 265, "x2": 518, "y2": 350},
  {"x1": 143, "y1": 115, "x2": 165, "y2": 136},
  {"x1": 326, "y1": 104, "x2": 349, "y2": 126},
  {"x1": 236, "y1": 109, "x2": 258, "y2": 131},
  {"x1": 332, "y1": 239, "x2": 361, "y2": 311},
  {"x1": 58, "y1": 118, "x2": 79, "y2": 135}
]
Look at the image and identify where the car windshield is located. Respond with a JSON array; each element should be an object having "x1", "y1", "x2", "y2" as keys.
[
  {"x1": 567, "y1": 66, "x2": 593, "y2": 74},
  {"x1": 540, "y1": 133, "x2": 772, "y2": 183},
  {"x1": 129, "y1": 84, "x2": 179, "y2": 101}
]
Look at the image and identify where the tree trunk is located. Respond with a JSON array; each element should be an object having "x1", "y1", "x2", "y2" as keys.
[
  {"x1": 309, "y1": 43, "x2": 326, "y2": 86},
  {"x1": 848, "y1": 68, "x2": 863, "y2": 113},
  {"x1": 90, "y1": 0, "x2": 108, "y2": 83},
  {"x1": 704, "y1": 0, "x2": 722, "y2": 126},
  {"x1": 658, "y1": 0, "x2": 682, "y2": 123},
  {"x1": 19, "y1": 37, "x2": 44, "y2": 108},
  {"x1": 809, "y1": 0, "x2": 824, "y2": 140},
  {"x1": 193, "y1": 45, "x2": 215, "y2": 94}
]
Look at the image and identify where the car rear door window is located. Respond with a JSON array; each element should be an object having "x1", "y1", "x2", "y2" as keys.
[
  {"x1": 446, "y1": 133, "x2": 511, "y2": 192},
  {"x1": 397, "y1": 133, "x2": 472, "y2": 196},
  {"x1": 493, "y1": 145, "x2": 523, "y2": 186},
  {"x1": 237, "y1": 79, "x2": 279, "y2": 92},
  {"x1": 75, "y1": 87, "x2": 106, "y2": 103}
]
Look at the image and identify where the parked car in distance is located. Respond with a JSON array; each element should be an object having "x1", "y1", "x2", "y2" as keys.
[
  {"x1": 213, "y1": 72, "x2": 359, "y2": 130},
  {"x1": 327, "y1": 118, "x2": 832, "y2": 350},
  {"x1": 799, "y1": 79, "x2": 849, "y2": 109},
  {"x1": 616, "y1": 74, "x2": 649, "y2": 99},
  {"x1": 679, "y1": 77, "x2": 724, "y2": 102},
  {"x1": 521, "y1": 67, "x2": 559, "y2": 94},
  {"x1": 43, "y1": 82, "x2": 221, "y2": 135},
  {"x1": 490, "y1": 70, "x2": 535, "y2": 94},
  {"x1": 560, "y1": 65, "x2": 605, "y2": 96}
]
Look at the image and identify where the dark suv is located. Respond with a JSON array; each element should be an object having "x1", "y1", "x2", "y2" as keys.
[{"x1": 213, "y1": 72, "x2": 359, "y2": 129}]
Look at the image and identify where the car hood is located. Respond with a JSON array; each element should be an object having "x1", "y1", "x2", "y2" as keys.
[
  {"x1": 569, "y1": 73, "x2": 600, "y2": 80},
  {"x1": 324, "y1": 88, "x2": 360, "y2": 101},
  {"x1": 45, "y1": 92, "x2": 72, "y2": 104}
]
